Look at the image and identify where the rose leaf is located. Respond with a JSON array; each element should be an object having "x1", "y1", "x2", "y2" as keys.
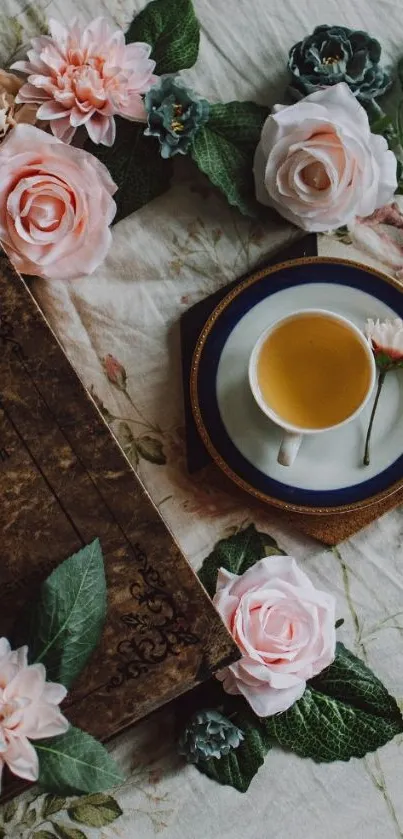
[
  {"x1": 198, "y1": 524, "x2": 268, "y2": 597},
  {"x1": 191, "y1": 102, "x2": 269, "y2": 218},
  {"x1": 85, "y1": 120, "x2": 173, "y2": 224},
  {"x1": 125, "y1": 0, "x2": 200, "y2": 74},
  {"x1": 265, "y1": 643, "x2": 403, "y2": 761},
  {"x1": 197, "y1": 705, "x2": 272, "y2": 793}
]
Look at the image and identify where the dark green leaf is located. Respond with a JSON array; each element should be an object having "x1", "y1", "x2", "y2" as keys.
[
  {"x1": 198, "y1": 524, "x2": 267, "y2": 597},
  {"x1": 30, "y1": 539, "x2": 106, "y2": 688},
  {"x1": 136, "y1": 435, "x2": 166, "y2": 465},
  {"x1": 265, "y1": 643, "x2": 403, "y2": 762},
  {"x1": 85, "y1": 121, "x2": 173, "y2": 224},
  {"x1": 197, "y1": 706, "x2": 271, "y2": 792},
  {"x1": 68, "y1": 794, "x2": 122, "y2": 827},
  {"x1": 335, "y1": 618, "x2": 344, "y2": 629},
  {"x1": 42, "y1": 795, "x2": 66, "y2": 819},
  {"x1": 126, "y1": 0, "x2": 200, "y2": 74},
  {"x1": 257, "y1": 531, "x2": 286, "y2": 558},
  {"x1": 36, "y1": 726, "x2": 124, "y2": 795},
  {"x1": 33, "y1": 833, "x2": 55, "y2": 839},
  {"x1": 191, "y1": 102, "x2": 269, "y2": 217},
  {"x1": 0, "y1": 829, "x2": 5, "y2": 839},
  {"x1": 52, "y1": 826, "x2": 86, "y2": 839},
  {"x1": 3, "y1": 799, "x2": 18, "y2": 822},
  {"x1": 398, "y1": 57, "x2": 403, "y2": 90}
]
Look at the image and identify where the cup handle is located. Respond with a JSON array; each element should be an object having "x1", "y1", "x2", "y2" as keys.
[{"x1": 277, "y1": 432, "x2": 303, "y2": 467}]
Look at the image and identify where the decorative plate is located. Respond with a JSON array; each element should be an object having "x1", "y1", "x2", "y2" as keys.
[{"x1": 190, "y1": 257, "x2": 403, "y2": 514}]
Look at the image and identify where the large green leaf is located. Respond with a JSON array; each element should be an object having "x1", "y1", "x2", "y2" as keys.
[
  {"x1": 51, "y1": 826, "x2": 86, "y2": 839},
  {"x1": 68, "y1": 793, "x2": 122, "y2": 827},
  {"x1": 197, "y1": 706, "x2": 272, "y2": 793},
  {"x1": 265, "y1": 644, "x2": 403, "y2": 761},
  {"x1": 191, "y1": 102, "x2": 269, "y2": 217},
  {"x1": 42, "y1": 795, "x2": 66, "y2": 819},
  {"x1": 85, "y1": 121, "x2": 173, "y2": 224},
  {"x1": 30, "y1": 539, "x2": 106, "y2": 689},
  {"x1": 198, "y1": 523, "x2": 284, "y2": 597},
  {"x1": 126, "y1": 0, "x2": 200, "y2": 74},
  {"x1": 36, "y1": 727, "x2": 124, "y2": 795}
]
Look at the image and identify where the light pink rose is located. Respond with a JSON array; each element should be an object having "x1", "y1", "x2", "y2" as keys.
[
  {"x1": 0, "y1": 638, "x2": 68, "y2": 784},
  {"x1": 254, "y1": 83, "x2": 397, "y2": 232},
  {"x1": 13, "y1": 17, "x2": 158, "y2": 146},
  {"x1": 0, "y1": 123, "x2": 117, "y2": 280},
  {"x1": 213, "y1": 556, "x2": 336, "y2": 717}
]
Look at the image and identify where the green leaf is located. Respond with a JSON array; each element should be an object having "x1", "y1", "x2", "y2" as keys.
[
  {"x1": 197, "y1": 706, "x2": 271, "y2": 792},
  {"x1": 126, "y1": 0, "x2": 200, "y2": 74},
  {"x1": 52, "y1": 826, "x2": 86, "y2": 839},
  {"x1": 265, "y1": 643, "x2": 403, "y2": 762},
  {"x1": 22, "y1": 808, "x2": 37, "y2": 828},
  {"x1": 119, "y1": 422, "x2": 139, "y2": 468},
  {"x1": 3, "y1": 799, "x2": 18, "y2": 822},
  {"x1": 33, "y1": 833, "x2": 55, "y2": 839},
  {"x1": 68, "y1": 794, "x2": 122, "y2": 827},
  {"x1": 36, "y1": 726, "x2": 124, "y2": 795},
  {"x1": 198, "y1": 524, "x2": 268, "y2": 597},
  {"x1": 191, "y1": 102, "x2": 269, "y2": 217},
  {"x1": 398, "y1": 57, "x2": 403, "y2": 90},
  {"x1": 85, "y1": 121, "x2": 173, "y2": 224},
  {"x1": 136, "y1": 435, "x2": 166, "y2": 465},
  {"x1": 42, "y1": 795, "x2": 66, "y2": 819},
  {"x1": 30, "y1": 539, "x2": 106, "y2": 688}
]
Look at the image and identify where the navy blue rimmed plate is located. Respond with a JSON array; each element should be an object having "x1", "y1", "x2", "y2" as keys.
[{"x1": 190, "y1": 257, "x2": 403, "y2": 514}]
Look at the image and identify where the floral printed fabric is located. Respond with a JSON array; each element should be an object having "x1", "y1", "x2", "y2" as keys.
[{"x1": 2, "y1": 0, "x2": 403, "y2": 837}]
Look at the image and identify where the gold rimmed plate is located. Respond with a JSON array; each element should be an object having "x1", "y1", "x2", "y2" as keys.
[{"x1": 190, "y1": 257, "x2": 403, "y2": 515}]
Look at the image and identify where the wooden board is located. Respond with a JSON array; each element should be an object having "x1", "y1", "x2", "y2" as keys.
[{"x1": 0, "y1": 253, "x2": 238, "y2": 795}]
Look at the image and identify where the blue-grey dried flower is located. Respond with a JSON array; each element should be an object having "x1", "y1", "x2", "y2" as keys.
[
  {"x1": 178, "y1": 710, "x2": 244, "y2": 763},
  {"x1": 144, "y1": 76, "x2": 210, "y2": 158},
  {"x1": 288, "y1": 25, "x2": 392, "y2": 102}
]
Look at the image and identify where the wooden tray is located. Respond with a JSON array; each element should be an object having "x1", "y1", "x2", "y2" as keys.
[{"x1": 0, "y1": 252, "x2": 238, "y2": 798}]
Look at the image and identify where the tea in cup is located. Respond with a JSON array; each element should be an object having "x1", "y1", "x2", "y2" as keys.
[{"x1": 248, "y1": 309, "x2": 376, "y2": 466}]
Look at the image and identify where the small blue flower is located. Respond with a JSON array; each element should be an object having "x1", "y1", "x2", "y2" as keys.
[
  {"x1": 178, "y1": 710, "x2": 244, "y2": 763},
  {"x1": 288, "y1": 25, "x2": 392, "y2": 102},
  {"x1": 144, "y1": 76, "x2": 210, "y2": 159}
]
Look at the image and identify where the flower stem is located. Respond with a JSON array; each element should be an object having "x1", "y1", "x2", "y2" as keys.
[{"x1": 363, "y1": 370, "x2": 386, "y2": 466}]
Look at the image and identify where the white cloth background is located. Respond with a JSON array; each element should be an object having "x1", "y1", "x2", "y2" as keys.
[{"x1": 2, "y1": 1, "x2": 403, "y2": 837}]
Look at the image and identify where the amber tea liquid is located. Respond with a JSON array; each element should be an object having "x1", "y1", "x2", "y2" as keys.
[{"x1": 257, "y1": 313, "x2": 372, "y2": 429}]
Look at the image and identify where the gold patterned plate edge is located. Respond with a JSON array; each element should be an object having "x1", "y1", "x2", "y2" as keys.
[{"x1": 190, "y1": 255, "x2": 403, "y2": 516}]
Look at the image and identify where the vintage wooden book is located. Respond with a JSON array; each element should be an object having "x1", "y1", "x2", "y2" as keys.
[{"x1": 0, "y1": 253, "x2": 238, "y2": 795}]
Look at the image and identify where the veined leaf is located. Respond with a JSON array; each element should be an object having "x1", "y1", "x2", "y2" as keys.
[
  {"x1": 36, "y1": 727, "x2": 124, "y2": 795},
  {"x1": 126, "y1": 0, "x2": 200, "y2": 74},
  {"x1": 30, "y1": 539, "x2": 106, "y2": 688}
]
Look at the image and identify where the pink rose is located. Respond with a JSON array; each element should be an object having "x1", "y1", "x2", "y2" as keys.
[
  {"x1": 253, "y1": 83, "x2": 397, "y2": 232},
  {"x1": 0, "y1": 638, "x2": 68, "y2": 783},
  {"x1": 213, "y1": 556, "x2": 336, "y2": 717},
  {"x1": 0, "y1": 123, "x2": 117, "y2": 280}
]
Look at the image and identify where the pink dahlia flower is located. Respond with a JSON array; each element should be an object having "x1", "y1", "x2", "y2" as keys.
[
  {"x1": 12, "y1": 17, "x2": 158, "y2": 146},
  {"x1": 0, "y1": 638, "x2": 68, "y2": 784}
]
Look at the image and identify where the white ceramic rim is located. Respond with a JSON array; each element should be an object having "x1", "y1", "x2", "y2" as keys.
[{"x1": 248, "y1": 307, "x2": 377, "y2": 436}]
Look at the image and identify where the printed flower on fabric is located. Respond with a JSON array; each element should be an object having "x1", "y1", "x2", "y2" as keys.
[
  {"x1": 0, "y1": 638, "x2": 68, "y2": 784},
  {"x1": 213, "y1": 556, "x2": 336, "y2": 717},
  {"x1": 253, "y1": 83, "x2": 397, "y2": 233},
  {"x1": 0, "y1": 124, "x2": 117, "y2": 281},
  {"x1": 288, "y1": 25, "x2": 392, "y2": 102},
  {"x1": 144, "y1": 76, "x2": 210, "y2": 158},
  {"x1": 366, "y1": 318, "x2": 403, "y2": 367},
  {"x1": 12, "y1": 17, "x2": 158, "y2": 146}
]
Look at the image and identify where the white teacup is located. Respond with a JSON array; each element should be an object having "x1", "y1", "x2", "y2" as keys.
[{"x1": 248, "y1": 309, "x2": 376, "y2": 467}]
